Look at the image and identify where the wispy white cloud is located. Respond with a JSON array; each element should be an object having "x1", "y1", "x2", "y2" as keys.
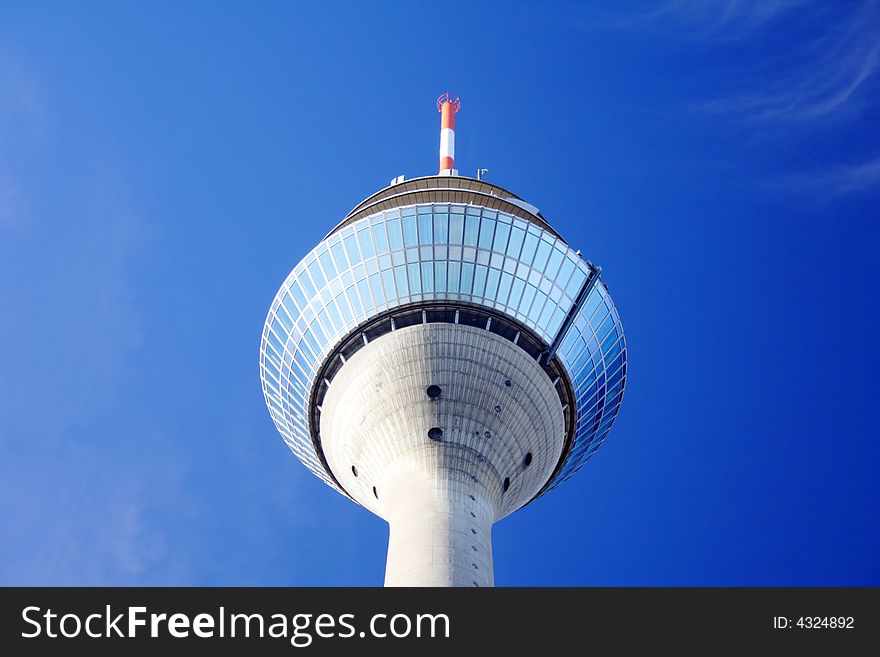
[
  {"x1": 602, "y1": 1, "x2": 880, "y2": 194},
  {"x1": 780, "y1": 156, "x2": 880, "y2": 196},
  {"x1": 693, "y1": 4, "x2": 880, "y2": 122},
  {"x1": 598, "y1": 0, "x2": 811, "y2": 40}
]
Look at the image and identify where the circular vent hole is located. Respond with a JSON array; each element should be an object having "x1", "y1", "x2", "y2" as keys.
[
  {"x1": 426, "y1": 385, "x2": 442, "y2": 399},
  {"x1": 351, "y1": 465, "x2": 358, "y2": 477},
  {"x1": 484, "y1": 431, "x2": 492, "y2": 439},
  {"x1": 503, "y1": 477, "x2": 511, "y2": 492},
  {"x1": 523, "y1": 452, "x2": 533, "y2": 467},
  {"x1": 428, "y1": 427, "x2": 443, "y2": 441},
  {"x1": 504, "y1": 379, "x2": 512, "y2": 387},
  {"x1": 494, "y1": 405, "x2": 502, "y2": 413}
]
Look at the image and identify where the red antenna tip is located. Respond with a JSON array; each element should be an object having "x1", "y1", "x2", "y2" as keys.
[{"x1": 436, "y1": 93, "x2": 461, "y2": 113}]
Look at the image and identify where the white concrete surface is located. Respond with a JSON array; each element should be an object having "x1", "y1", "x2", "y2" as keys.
[{"x1": 319, "y1": 323, "x2": 565, "y2": 587}]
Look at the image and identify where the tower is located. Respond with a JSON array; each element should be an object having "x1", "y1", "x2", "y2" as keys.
[{"x1": 259, "y1": 96, "x2": 627, "y2": 586}]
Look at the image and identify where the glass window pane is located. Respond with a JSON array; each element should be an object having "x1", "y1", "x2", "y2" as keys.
[
  {"x1": 478, "y1": 218, "x2": 495, "y2": 250},
  {"x1": 403, "y1": 215, "x2": 418, "y2": 247},
  {"x1": 394, "y1": 265, "x2": 409, "y2": 296},
  {"x1": 344, "y1": 234, "x2": 361, "y2": 265},
  {"x1": 407, "y1": 262, "x2": 422, "y2": 294},
  {"x1": 520, "y1": 233, "x2": 539, "y2": 266},
  {"x1": 289, "y1": 280, "x2": 307, "y2": 309},
  {"x1": 371, "y1": 222, "x2": 389, "y2": 253},
  {"x1": 566, "y1": 268, "x2": 586, "y2": 298},
  {"x1": 557, "y1": 257, "x2": 575, "y2": 289},
  {"x1": 421, "y1": 261, "x2": 434, "y2": 293},
  {"x1": 492, "y1": 222, "x2": 510, "y2": 253},
  {"x1": 337, "y1": 293, "x2": 353, "y2": 323},
  {"x1": 506, "y1": 227, "x2": 525, "y2": 259},
  {"x1": 463, "y1": 215, "x2": 479, "y2": 246},
  {"x1": 519, "y1": 284, "x2": 536, "y2": 315},
  {"x1": 381, "y1": 268, "x2": 396, "y2": 298},
  {"x1": 461, "y1": 262, "x2": 475, "y2": 295},
  {"x1": 508, "y1": 277, "x2": 525, "y2": 310},
  {"x1": 369, "y1": 273, "x2": 385, "y2": 305},
  {"x1": 449, "y1": 214, "x2": 464, "y2": 244},
  {"x1": 418, "y1": 213, "x2": 433, "y2": 245},
  {"x1": 330, "y1": 241, "x2": 349, "y2": 272},
  {"x1": 307, "y1": 260, "x2": 326, "y2": 290},
  {"x1": 485, "y1": 267, "x2": 501, "y2": 300},
  {"x1": 357, "y1": 228, "x2": 375, "y2": 259},
  {"x1": 387, "y1": 217, "x2": 403, "y2": 250},
  {"x1": 319, "y1": 250, "x2": 337, "y2": 279},
  {"x1": 434, "y1": 213, "x2": 448, "y2": 244},
  {"x1": 357, "y1": 278, "x2": 373, "y2": 310},
  {"x1": 473, "y1": 264, "x2": 488, "y2": 297},
  {"x1": 533, "y1": 240, "x2": 551, "y2": 272},
  {"x1": 447, "y1": 261, "x2": 461, "y2": 293},
  {"x1": 545, "y1": 248, "x2": 563, "y2": 280},
  {"x1": 435, "y1": 261, "x2": 447, "y2": 292}
]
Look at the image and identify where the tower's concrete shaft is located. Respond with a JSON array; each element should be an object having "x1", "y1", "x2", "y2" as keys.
[{"x1": 319, "y1": 323, "x2": 565, "y2": 587}]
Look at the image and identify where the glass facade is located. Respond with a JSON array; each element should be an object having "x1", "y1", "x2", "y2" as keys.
[{"x1": 259, "y1": 202, "x2": 626, "y2": 497}]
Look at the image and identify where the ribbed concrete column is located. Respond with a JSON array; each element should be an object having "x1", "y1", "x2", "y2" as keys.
[{"x1": 383, "y1": 453, "x2": 498, "y2": 587}]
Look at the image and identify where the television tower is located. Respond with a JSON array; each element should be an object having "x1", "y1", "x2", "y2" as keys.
[{"x1": 260, "y1": 95, "x2": 627, "y2": 586}]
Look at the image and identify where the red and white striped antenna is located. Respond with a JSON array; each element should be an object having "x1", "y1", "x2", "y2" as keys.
[{"x1": 437, "y1": 93, "x2": 461, "y2": 175}]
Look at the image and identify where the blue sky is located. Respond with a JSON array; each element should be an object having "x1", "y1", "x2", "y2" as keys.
[{"x1": 1, "y1": 1, "x2": 877, "y2": 585}]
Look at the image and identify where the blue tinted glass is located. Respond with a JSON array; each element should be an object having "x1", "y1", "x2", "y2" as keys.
[
  {"x1": 461, "y1": 262, "x2": 475, "y2": 295},
  {"x1": 508, "y1": 277, "x2": 525, "y2": 309},
  {"x1": 281, "y1": 295, "x2": 299, "y2": 324},
  {"x1": 435, "y1": 261, "x2": 447, "y2": 292},
  {"x1": 307, "y1": 260, "x2": 326, "y2": 290},
  {"x1": 357, "y1": 228, "x2": 375, "y2": 258},
  {"x1": 288, "y1": 280, "x2": 307, "y2": 309},
  {"x1": 371, "y1": 222, "x2": 389, "y2": 253},
  {"x1": 407, "y1": 263, "x2": 422, "y2": 294},
  {"x1": 478, "y1": 218, "x2": 495, "y2": 249},
  {"x1": 545, "y1": 248, "x2": 563, "y2": 279},
  {"x1": 375, "y1": 268, "x2": 392, "y2": 299},
  {"x1": 421, "y1": 261, "x2": 434, "y2": 293},
  {"x1": 449, "y1": 214, "x2": 464, "y2": 244},
  {"x1": 418, "y1": 214, "x2": 433, "y2": 245},
  {"x1": 485, "y1": 268, "x2": 501, "y2": 299},
  {"x1": 344, "y1": 234, "x2": 361, "y2": 265},
  {"x1": 394, "y1": 265, "x2": 409, "y2": 296},
  {"x1": 448, "y1": 261, "x2": 461, "y2": 292},
  {"x1": 473, "y1": 265, "x2": 488, "y2": 296},
  {"x1": 403, "y1": 215, "x2": 418, "y2": 247},
  {"x1": 492, "y1": 222, "x2": 510, "y2": 253},
  {"x1": 507, "y1": 227, "x2": 525, "y2": 258},
  {"x1": 357, "y1": 278, "x2": 373, "y2": 310},
  {"x1": 330, "y1": 241, "x2": 348, "y2": 272},
  {"x1": 325, "y1": 300, "x2": 342, "y2": 332},
  {"x1": 557, "y1": 257, "x2": 575, "y2": 289},
  {"x1": 337, "y1": 294, "x2": 353, "y2": 323},
  {"x1": 369, "y1": 273, "x2": 385, "y2": 304},
  {"x1": 346, "y1": 286, "x2": 363, "y2": 316},
  {"x1": 538, "y1": 297, "x2": 555, "y2": 328},
  {"x1": 519, "y1": 283, "x2": 536, "y2": 315},
  {"x1": 520, "y1": 233, "x2": 539, "y2": 266},
  {"x1": 387, "y1": 217, "x2": 403, "y2": 250},
  {"x1": 434, "y1": 213, "x2": 449, "y2": 244},
  {"x1": 319, "y1": 250, "x2": 337, "y2": 279},
  {"x1": 583, "y1": 290, "x2": 602, "y2": 322},
  {"x1": 566, "y1": 268, "x2": 586, "y2": 298},
  {"x1": 533, "y1": 240, "x2": 551, "y2": 271},
  {"x1": 497, "y1": 272, "x2": 513, "y2": 305},
  {"x1": 463, "y1": 215, "x2": 479, "y2": 246}
]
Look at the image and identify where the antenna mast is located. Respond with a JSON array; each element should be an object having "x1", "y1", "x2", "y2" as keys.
[{"x1": 437, "y1": 93, "x2": 461, "y2": 176}]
